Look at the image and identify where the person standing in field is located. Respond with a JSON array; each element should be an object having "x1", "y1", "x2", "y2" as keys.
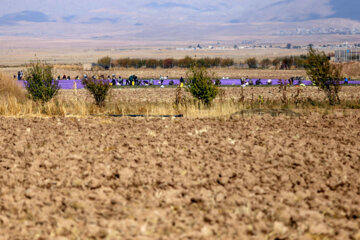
[
  {"x1": 180, "y1": 77, "x2": 184, "y2": 88},
  {"x1": 160, "y1": 75, "x2": 164, "y2": 86}
]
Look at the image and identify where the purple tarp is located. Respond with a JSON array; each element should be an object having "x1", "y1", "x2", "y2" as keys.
[{"x1": 17, "y1": 79, "x2": 360, "y2": 90}]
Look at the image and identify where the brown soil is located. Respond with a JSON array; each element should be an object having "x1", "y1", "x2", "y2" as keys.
[{"x1": 0, "y1": 112, "x2": 360, "y2": 239}]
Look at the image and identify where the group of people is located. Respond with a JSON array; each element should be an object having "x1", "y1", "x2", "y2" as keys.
[
  {"x1": 13, "y1": 71, "x2": 24, "y2": 80},
  {"x1": 57, "y1": 75, "x2": 80, "y2": 80},
  {"x1": 80, "y1": 74, "x2": 185, "y2": 87},
  {"x1": 240, "y1": 77, "x2": 272, "y2": 86}
]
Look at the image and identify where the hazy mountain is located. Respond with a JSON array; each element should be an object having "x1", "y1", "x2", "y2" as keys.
[
  {"x1": 0, "y1": 11, "x2": 53, "y2": 25},
  {"x1": 0, "y1": 0, "x2": 359, "y2": 42}
]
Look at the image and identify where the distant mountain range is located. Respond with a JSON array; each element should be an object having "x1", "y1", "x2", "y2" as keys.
[{"x1": 0, "y1": 0, "x2": 359, "y2": 43}]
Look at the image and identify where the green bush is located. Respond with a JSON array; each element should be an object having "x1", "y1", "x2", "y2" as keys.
[
  {"x1": 305, "y1": 47, "x2": 343, "y2": 105},
  {"x1": 25, "y1": 62, "x2": 60, "y2": 103},
  {"x1": 186, "y1": 65, "x2": 219, "y2": 106},
  {"x1": 82, "y1": 78, "x2": 111, "y2": 106}
]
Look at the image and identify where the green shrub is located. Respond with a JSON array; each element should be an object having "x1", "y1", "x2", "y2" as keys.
[
  {"x1": 186, "y1": 65, "x2": 219, "y2": 106},
  {"x1": 305, "y1": 47, "x2": 343, "y2": 105},
  {"x1": 25, "y1": 62, "x2": 60, "y2": 103},
  {"x1": 82, "y1": 78, "x2": 111, "y2": 106}
]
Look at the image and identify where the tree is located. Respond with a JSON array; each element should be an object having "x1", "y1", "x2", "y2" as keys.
[
  {"x1": 25, "y1": 62, "x2": 60, "y2": 103},
  {"x1": 280, "y1": 57, "x2": 293, "y2": 69},
  {"x1": 178, "y1": 56, "x2": 194, "y2": 68},
  {"x1": 245, "y1": 58, "x2": 258, "y2": 69},
  {"x1": 220, "y1": 58, "x2": 234, "y2": 68},
  {"x1": 117, "y1": 58, "x2": 131, "y2": 68},
  {"x1": 145, "y1": 59, "x2": 158, "y2": 68},
  {"x1": 163, "y1": 58, "x2": 174, "y2": 68},
  {"x1": 186, "y1": 65, "x2": 219, "y2": 106},
  {"x1": 260, "y1": 58, "x2": 272, "y2": 68},
  {"x1": 305, "y1": 47, "x2": 343, "y2": 105},
  {"x1": 97, "y1": 56, "x2": 112, "y2": 70},
  {"x1": 272, "y1": 58, "x2": 281, "y2": 69}
]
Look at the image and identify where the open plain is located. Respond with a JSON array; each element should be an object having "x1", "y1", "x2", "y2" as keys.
[
  {"x1": 0, "y1": 110, "x2": 360, "y2": 239},
  {"x1": 1, "y1": 1, "x2": 360, "y2": 239},
  {"x1": 1, "y1": 41, "x2": 360, "y2": 240}
]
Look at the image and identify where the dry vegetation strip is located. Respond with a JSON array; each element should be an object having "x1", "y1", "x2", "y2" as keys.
[{"x1": 1, "y1": 84, "x2": 360, "y2": 118}]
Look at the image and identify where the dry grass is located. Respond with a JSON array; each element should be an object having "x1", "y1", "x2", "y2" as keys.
[
  {"x1": 341, "y1": 62, "x2": 360, "y2": 79},
  {"x1": 53, "y1": 64, "x2": 83, "y2": 71},
  {"x1": 1, "y1": 74, "x2": 359, "y2": 118},
  {"x1": 0, "y1": 73, "x2": 26, "y2": 99},
  {"x1": 0, "y1": 95, "x2": 246, "y2": 118},
  {"x1": 1, "y1": 89, "x2": 359, "y2": 118}
]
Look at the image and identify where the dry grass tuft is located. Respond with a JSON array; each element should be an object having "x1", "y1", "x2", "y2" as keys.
[
  {"x1": 341, "y1": 62, "x2": 360, "y2": 79},
  {"x1": 0, "y1": 73, "x2": 26, "y2": 99}
]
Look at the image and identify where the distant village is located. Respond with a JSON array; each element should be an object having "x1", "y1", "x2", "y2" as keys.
[{"x1": 176, "y1": 41, "x2": 360, "y2": 54}]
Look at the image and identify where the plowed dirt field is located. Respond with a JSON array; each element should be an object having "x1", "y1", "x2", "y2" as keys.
[{"x1": 0, "y1": 112, "x2": 360, "y2": 239}]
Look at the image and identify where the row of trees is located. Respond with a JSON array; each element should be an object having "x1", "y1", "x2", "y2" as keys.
[
  {"x1": 98, "y1": 56, "x2": 234, "y2": 69},
  {"x1": 97, "y1": 55, "x2": 309, "y2": 70},
  {"x1": 245, "y1": 55, "x2": 308, "y2": 69}
]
